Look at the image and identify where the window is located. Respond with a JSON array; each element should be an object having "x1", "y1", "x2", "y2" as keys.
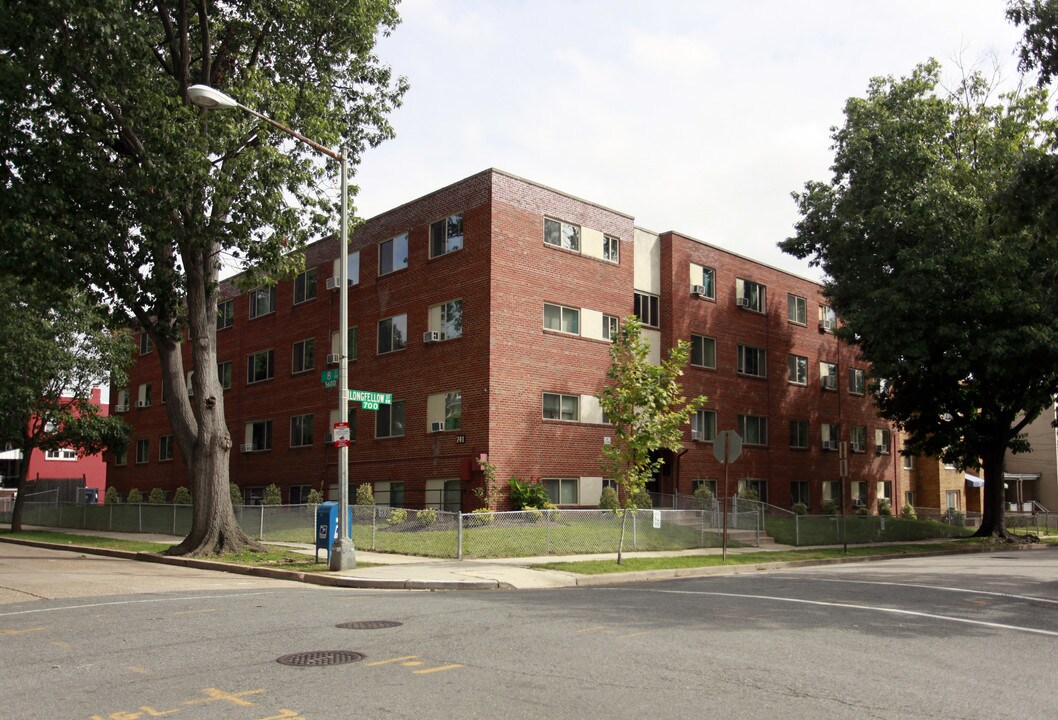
[
  {"x1": 823, "y1": 481, "x2": 842, "y2": 505},
  {"x1": 691, "y1": 410, "x2": 716, "y2": 441},
  {"x1": 737, "y1": 414, "x2": 768, "y2": 445},
  {"x1": 819, "y1": 305, "x2": 837, "y2": 332},
  {"x1": 544, "y1": 218, "x2": 580, "y2": 251},
  {"x1": 789, "y1": 420, "x2": 808, "y2": 449},
  {"x1": 139, "y1": 332, "x2": 152, "y2": 355},
  {"x1": 698, "y1": 267, "x2": 716, "y2": 299},
  {"x1": 819, "y1": 362, "x2": 838, "y2": 390},
  {"x1": 543, "y1": 393, "x2": 579, "y2": 421},
  {"x1": 430, "y1": 214, "x2": 464, "y2": 258},
  {"x1": 217, "y1": 299, "x2": 234, "y2": 330},
  {"x1": 544, "y1": 478, "x2": 578, "y2": 505},
  {"x1": 160, "y1": 380, "x2": 169, "y2": 405},
  {"x1": 379, "y1": 481, "x2": 405, "y2": 508},
  {"x1": 905, "y1": 491, "x2": 915, "y2": 507},
  {"x1": 634, "y1": 292, "x2": 660, "y2": 328},
  {"x1": 428, "y1": 391, "x2": 462, "y2": 431},
  {"x1": 249, "y1": 287, "x2": 276, "y2": 318},
  {"x1": 543, "y1": 303, "x2": 580, "y2": 335},
  {"x1": 851, "y1": 481, "x2": 867, "y2": 506},
  {"x1": 332, "y1": 251, "x2": 361, "y2": 285},
  {"x1": 736, "y1": 278, "x2": 766, "y2": 312},
  {"x1": 787, "y1": 354, "x2": 808, "y2": 385},
  {"x1": 243, "y1": 487, "x2": 265, "y2": 505},
  {"x1": 379, "y1": 232, "x2": 409, "y2": 275},
  {"x1": 333, "y1": 327, "x2": 360, "y2": 361},
  {"x1": 114, "y1": 448, "x2": 127, "y2": 466},
  {"x1": 603, "y1": 314, "x2": 619, "y2": 341},
  {"x1": 289, "y1": 485, "x2": 314, "y2": 504},
  {"x1": 46, "y1": 447, "x2": 77, "y2": 461},
  {"x1": 875, "y1": 428, "x2": 891, "y2": 454},
  {"x1": 878, "y1": 481, "x2": 893, "y2": 503},
  {"x1": 693, "y1": 479, "x2": 718, "y2": 498},
  {"x1": 902, "y1": 454, "x2": 914, "y2": 471},
  {"x1": 290, "y1": 414, "x2": 314, "y2": 447},
  {"x1": 691, "y1": 335, "x2": 717, "y2": 368},
  {"x1": 848, "y1": 368, "x2": 865, "y2": 395},
  {"x1": 135, "y1": 438, "x2": 149, "y2": 464},
  {"x1": 246, "y1": 420, "x2": 273, "y2": 451},
  {"x1": 850, "y1": 426, "x2": 867, "y2": 453},
  {"x1": 137, "y1": 383, "x2": 152, "y2": 407},
  {"x1": 293, "y1": 267, "x2": 317, "y2": 304},
  {"x1": 377, "y1": 314, "x2": 408, "y2": 354},
  {"x1": 790, "y1": 481, "x2": 809, "y2": 506},
  {"x1": 822, "y1": 423, "x2": 840, "y2": 450},
  {"x1": 429, "y1": 299, "x2": 463, "y2": 340},
  {"x1": 787, "y1": 294, "x2": 807, "y2": 324},
  {"x1": 292, "y1": 338, "x2": 315, "y2": 374},
  {"x1": 738, "y1": 479, "x2": 768, "y2": 504},
  {"x1": 376, "y1": 400, "x2": 406, "y2": 439},
  {"x1": 737, "y1": 345, "x2": 767, "y2": 378},
  {"x1": 217, "y1": 361, "x2": 232, "y2": 390},
  {"x1": 247, "y1": 349, "x2": 275, "y2": 384},
  {"x1": 603, "y1": 235, "x2": 619, "y2": 263},
  {"x1": 159, "y1": 435, "x2": 173, "y2": 461}
]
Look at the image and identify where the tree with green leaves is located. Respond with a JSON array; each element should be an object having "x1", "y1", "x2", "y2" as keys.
[
  {"x1": 0, "y1": 280, "x2": 131, "y2": 531},
  {"x1": 1009, "y1": 1, "x2": 1058, "y2": 85},
  {"x1": 781, "y1": 60, "x2": 1058, "y2": 540},
  {"x1": 0, "y1": 2, "x2": 407, "y2": 555},
  {"x1": 598, "y1": 317, "x2": 707, "y2": 562}
]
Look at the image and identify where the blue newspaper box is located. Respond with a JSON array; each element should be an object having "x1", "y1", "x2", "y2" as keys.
[{"x1": 315, "y1": 501, "x2": 352, "y2": 562}]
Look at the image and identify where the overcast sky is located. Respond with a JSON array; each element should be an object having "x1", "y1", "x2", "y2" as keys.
[{"x1": 350, "y1": 0, "x2": 1028, "y2": 280}]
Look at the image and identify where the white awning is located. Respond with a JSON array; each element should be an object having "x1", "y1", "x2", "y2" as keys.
[
  {"x1": 964, "y1": 473, "x2": 984, "y2": 488},
  {"x1": 0, "y1": 449, "x2": 23, "y2": 461}
]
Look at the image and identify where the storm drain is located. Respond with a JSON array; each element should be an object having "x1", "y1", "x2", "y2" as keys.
[
  {"x1": 336, "y1": 620, "x2": 403, "y2": 630},
  {"x1": 276, "y1": 651, "x2": 365, "y2": 667}
]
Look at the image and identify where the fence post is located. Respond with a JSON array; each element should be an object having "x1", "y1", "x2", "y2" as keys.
[
  {"x1": 546, "y1": 511, "x2": 551, "y2": 555},
  {"x1": 372, "y1": 507, "x2": 377, "y2": 550},
  {"x1": 138, "y1": 504, "x2": 142, "y2": 533},
  {"x1": 457, "y1": 513, "x2": 464, "y2": 560},
  {"x1": 632, "y1": 511, "x2": 637, "y2": 551},
  {"x1": 259, "y1": 505, "x2": 265, "y2": 540}
]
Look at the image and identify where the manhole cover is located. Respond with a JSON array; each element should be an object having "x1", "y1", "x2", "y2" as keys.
[
  {"x1": 336, "y1": 620, "x2": 403, "y2": 630},
  {"x1": 276, "y1": 651, "x2": 365, "y2": 667}
]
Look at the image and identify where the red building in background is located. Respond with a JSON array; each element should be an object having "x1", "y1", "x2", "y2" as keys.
[{"x1": 107, "y1": 170, "x2": 901, "y2": 511}]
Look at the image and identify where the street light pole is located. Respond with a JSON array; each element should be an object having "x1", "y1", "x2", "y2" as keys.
[{"x1": 187, "y1": 84, "x2": 355, "y2": 569}]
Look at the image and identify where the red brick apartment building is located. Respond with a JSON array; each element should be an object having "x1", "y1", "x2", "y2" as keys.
[{"x1": 107, "y1": 169, "x2": 902, "y2": 512}]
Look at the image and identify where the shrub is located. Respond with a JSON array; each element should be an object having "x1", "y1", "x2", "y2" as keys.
[
  {"x1": 942, "y1": 508, "x2": 965, "y2": 527},
  {"x1": 627, "y1": 488, "x2": 652, "y2": 509},
  {"x1": 878, "y1": 499, "x2": 892, "y2": 517},
  {"x1": 901, "y1": 503, "x2": 917, "y2": 519},
  {"x1": 230, "y1": 482, "x2": 243, "y2": 508},
  {"x1": 147, "y1": 488, "x2": 166, "y2": 504},
  {"x1": 385, "y1": 508, "x2": 407, "y2": 526},
  {"x1": 820, "y1": 499, "x2": 837, "y2": 515},
  {"x1": 791, "y1": 501, "x2": 808, "y2": 515},
  {"x1": 306, "y1": 489, "x2": 323, "y2": 505},
  {"x1": 598, "y1": 486, "x2": 619, "y2": 510},
  {"x1": 738, "y1": 487, "x2": 760, "y2": 502},
  {"x1": 416, "y1": 508, "x2": 437, "y2": 527},
  {"x1": 469, "y1": 507, "x2": 494, "y2": 526},
  {"x1": 127, "y1": 488, "x2": 143, "y2": 504},
  {"x1": 355, "y1": 483, "x2": 375, "y2": 506},
  {"x1": 523, "y1": 506, "x2": 543, "y2": 523},
  {"x1": 856, "y1": 505, "x2": 869, "y2": 516},
  {"x1": 508, "y1": 476, "x2": 549, "y2": 510},
  {"x1": 692, "y1": 484, "x2": 715, "y2": 510},
  {"x1": 173, "y1": 486, "x2": 192, "y2": 505},
  {"x1": 104, "y1": 486, "x2": 119, "y2": 504},
  {"x1": 262, "y1": 484, "x2": 282, "y2": 505}
]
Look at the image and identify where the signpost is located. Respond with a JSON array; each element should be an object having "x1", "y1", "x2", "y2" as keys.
[{"x1": 713, "y1": 430, "x2": 743, "y2": 562}]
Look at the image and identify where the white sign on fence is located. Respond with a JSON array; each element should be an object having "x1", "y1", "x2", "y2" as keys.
[{"x1": 652, "y1": 510, "x2": 661, "y2": 529}]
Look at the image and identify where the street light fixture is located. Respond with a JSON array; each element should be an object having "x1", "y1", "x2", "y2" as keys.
[{"x1": 187, "y1": 84, "x2": 355, "y2": 570}]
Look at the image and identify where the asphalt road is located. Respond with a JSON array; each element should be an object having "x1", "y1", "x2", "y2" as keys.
[{"x1": 1, "y1": 544, "x2": 1055, "y2": 720}]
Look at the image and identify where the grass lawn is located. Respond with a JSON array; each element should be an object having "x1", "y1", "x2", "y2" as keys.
[
  {"x1": 765, "y1": 516, "x2": 975, "y2": 545},
  {"x1": 0, "y1": 530, "x2": 358, "y2": 572},
  {"x1": 532, "y1": 539, "x2": 990, "y2": 574}
]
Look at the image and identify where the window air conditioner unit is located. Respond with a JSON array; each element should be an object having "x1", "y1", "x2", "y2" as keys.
[
  {"x1": 113, "y1": 404, "x2": 128, "y2": 413},
  {"x1": 326, "y1": 353, "x2": 340, "y2": 364},
  {"x1": 326, "y1": 276, "x2": 341, "y2": 291},
  {"x1": 736, "y1": 297, "x2": 751, "y2": 308},
  {"x1": 691, "y1": 285, "x2": 706, "y2": 297},
  {"x1": 851, "y1": 442, "x2": 863, "y2": 453},
  {"x1": 423, "y1": 331, "x2": 442, "y2": 343},
  {"x1": 821, "y1": 376, "x2": 836, "y2": 390},
  {"x1": 876, "y1": 445, "x2": 886, "y2": 454},
  {"x1": 691, "y1": 430, "x2": 704, "y2": 442},
  {"x1": 852, "y1": 498, "x2": 865, "y2": 507},
  {"x1": 430, "y1": 421, "x2": 445, "y2": 433},
  {"x1": 823, "y1": 440, "x2": 837, "y2": 451},
  {"x1": 240, "y1": 443, "x2": 253, "y2": 452},
  {"x1": 137, "y1": 400, "x2": 150, "y2": 408}
]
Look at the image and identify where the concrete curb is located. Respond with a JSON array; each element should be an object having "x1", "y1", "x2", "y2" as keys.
[{"x1": 0, "y1": 536, "x2": 501, "y2": 591}]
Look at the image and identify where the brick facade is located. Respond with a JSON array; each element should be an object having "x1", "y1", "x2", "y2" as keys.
[{"x1": 107, "y1": 169, "x2": 899, "y2": 513}]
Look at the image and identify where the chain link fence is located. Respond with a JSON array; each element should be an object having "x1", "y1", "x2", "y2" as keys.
[{"x1": 762, "y1": 505, "x2": 979, "y2": 546}]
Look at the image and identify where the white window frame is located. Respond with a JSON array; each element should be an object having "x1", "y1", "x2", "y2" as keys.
[
  {"x1": 698, "y1": 267, "x2": 716, "y2": 300},
  {"x1": 737, "y1": 345, "x2": 767, "y2": 378},
  {"x1": 430, "y1": 214, "x2": 464, "y2": 258},
  {"x1": 217, "y1": 299, "x2": 235, "y2": 329},
  {"x1": 789, "y1": 420, "x2": 808, "y2": 449},
  {"x1": 217, "y1": 361, "x2": 232, "y2": 390},
  {"x1": 292, "y1": 338, "x2": 315, "y2": 374},
  {"x1": 787, "y1": 294, "x2": 807, "y2": 324},
  {"x1": 290, "y1": 414, "x2": 314, "y2": 448},
  {"x1": 691, "y1": 410, "x2": 716, "y2": 441},
  {"x1": 736, "y1": 278, "x2": 766, "y2": 313},
  {"x1": 139, "y1": 332, "x2": 152, "y2": 355},
  {"x1": 691, "y1": 334, "x2": 717, "y2": 369},
  {"x1": 543, "y1": 392, "x2": 579, "y2": 422},
  {"x1": 249, "y1": 287, "x2": 276, "y2": 319},
  {"x1": 159, "y1": 435, "x2": 173, "y2": 462},
  {"x1": 377, "y1": 314, "x2": 408, "y2": 354},
  {"x1": 820, "y1": 362, "x2": 838, "y2": 390},
  {"x1": 375, "y1": 400, "x2": 406, "y2": 439},
  {"x1": 603, "y1": 314, "x2": 619, "y2": 341},
  {"x1": 788, "y1": 354, "x2": 808, "y2": 385},
  {"x1": 246, "y1": 349, "x2": 275, "y2": 384},
  {"x1": 135, "y1": 438, "x2": 150, "y2": 464},
  {"x1": 45, "y1": 447, "x2": 77, "y2": 461},
  {"x1": 543, "y1": 303, "x2": 580, "y2": 335},
  {"x1": 819, "y1": 305, "x2": 837, "y2": 332},
  {"x1": 544, "y1": 478, "x2": 579, "y2": 505},
  {"x1": 544, "y1": 217, "x2": 580, "y2": 252},
  {"x1": 293, "y1": 267, "x2": 317, "y2": 305},
  {"x1": 849, "y1": 368, "x2": 865, "y2": 395},
  {"x1": 850, "y1": 426, "x2": 867, "y2": 453},
  {"x1": 379, "y1": 232, "x2": 409, "y2": 275},
  {"x1": 246, "y1": 420, "x2": 273, "y2": 451},
  {"x1": 875, "y1": 428, "x2": 891, "y2": 454},
  {"x1": 634, "y1": 292, "x2": 660, "y2": 328},
  {"x1": 822, "y1": 422, "x2": 840, "y2": 450},
  {"x1": 737, "y1": 414, "x2": 768, "y2": 446},
  {"x1": 602, "y1": 235, "x2": 619, "y2": 263}
]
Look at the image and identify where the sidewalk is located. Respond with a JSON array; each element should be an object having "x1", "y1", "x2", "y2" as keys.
[{"x1": 7, "y1": 526, "x2": 1034, "y2": 591}]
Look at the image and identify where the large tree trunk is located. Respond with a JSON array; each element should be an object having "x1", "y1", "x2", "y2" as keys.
[
  {"x1": 7, "y1": 435, "x2": 32, "y2": 533},
  {"x1": 164, "y1": 247, "x2": 265, "y2": 557},
  {"x1": 974, "y1": 444, "x2": 1014, "y2": 541}
]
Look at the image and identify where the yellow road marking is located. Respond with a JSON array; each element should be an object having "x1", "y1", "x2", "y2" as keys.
[
  {"x1": 620, "y1": 631, "x2": 650, "y2": 639},
  {"x1": 50, "y1": 641, "x2": 71, "y2": 648},
  {"x1": 183, "y1": 688, "x2": 264, "y2": 707},
  {"x1": 173, "y1": 609, "x2": 217, "y2": 616},
  {"x1": 127, "y1": 665, "x2": 152, "y2": 675},
  {"x1": 1, "y1": 626, "x2": 46, "y2": 636},
  {"x1": 413, "y1": 664, "x2": 464, "y2": 675},
  {"x1": 401, "y1": 661, "x2": 425, "y2": 667},
  {"x1": 365, "y1": 655, "x2": 418, "y2": 667}
]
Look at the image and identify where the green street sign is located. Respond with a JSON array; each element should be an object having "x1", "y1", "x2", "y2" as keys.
[
  {"x1": 348, "y1": 389, "x2": 391, "y2": 405},
  {"x1": 320, "y1": 369, "x2": 340, "y2": 385},
  {"x1": 361, "y1": 401, "x2": 379, "y2": 410}
]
